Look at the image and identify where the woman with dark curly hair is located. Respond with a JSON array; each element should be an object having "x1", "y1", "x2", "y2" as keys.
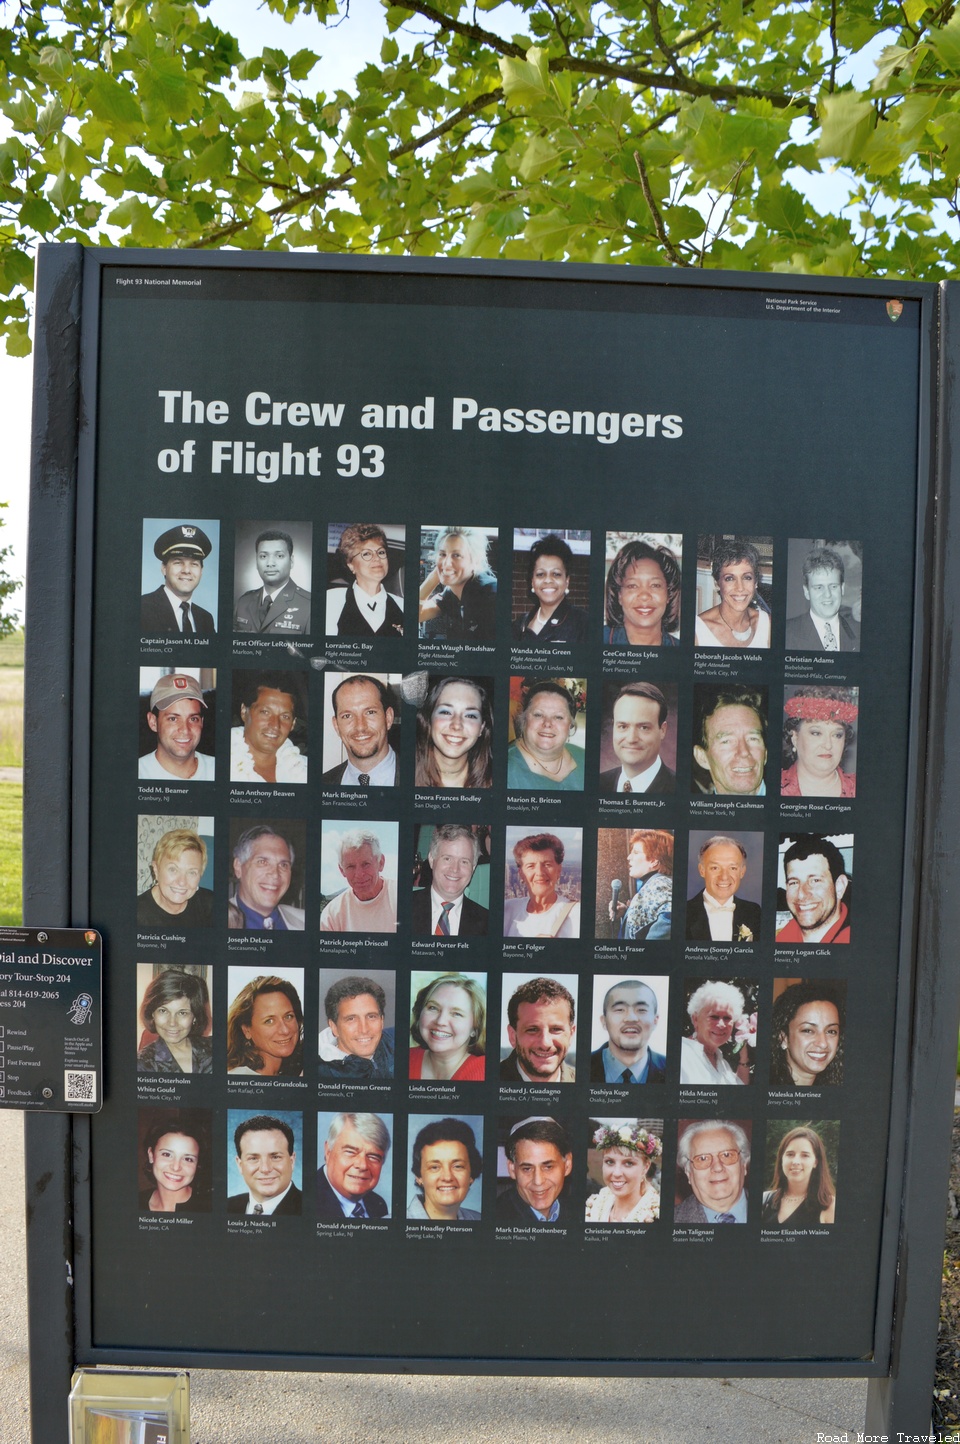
[
  {"x1": 781, "y1": 687, "x2": 858, "y2": 797},
  {"x1": 226, "y1": 975, "x2": 304, "y2": 1077},
  {"x1": 512, "y1": 534, "x2": 587, "y2": 643},
  {"x1": 770, "y1": 980, "x2": 844, "y2": 1087},
  {"x1": 414, "y1": 676, "x2": 493, "y2": 788},
  {"x1": 507, "y1": 679, "x2": 585, "y2": 790},
  {"x1": 137, "y1": 970, "x2": 211, "y2": 1075},
  {"x1": 695, "y1": 538, "x2": 770, "y2": 649},
  {"x1": 326, "y1": 524, "x2": 403, "y2": 637},
  {"x1": 604, "y1": 539, "x2": 681, "y2": 646},
  {"x1": 762, "y1": 1125, "x2": 836, "y2": 1226}
]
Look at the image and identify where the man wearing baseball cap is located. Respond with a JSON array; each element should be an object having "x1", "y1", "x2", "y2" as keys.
[
  {"x1": 139, "y1": 674, "x2": 215, "y2": 781},
  {"x1": 141, "y1": 523, "x2": 216, "y2": 634}
]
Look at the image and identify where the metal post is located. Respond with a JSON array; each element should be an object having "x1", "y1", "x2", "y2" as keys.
[
  {"x1": 22, "y1": 241, "x2": 84, "y2": 1444},
  {"x1": 866, "y1": 279, "x2": 960, "y2": 1434}
]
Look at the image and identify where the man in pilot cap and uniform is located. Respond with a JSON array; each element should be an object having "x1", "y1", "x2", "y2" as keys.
[{"x1": 141, "y1": 524, "x2": 216, "y2": 634}]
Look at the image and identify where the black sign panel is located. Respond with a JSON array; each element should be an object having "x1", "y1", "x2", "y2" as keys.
[
  {"x1": 0, "y1": 926, "x2": 101, "y2": 1110},
  {"x1": 64, "y1": 257, "x2": 932, "y2": 1370}
]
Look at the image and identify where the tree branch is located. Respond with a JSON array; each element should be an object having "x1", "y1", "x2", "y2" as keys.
[
  {"x1": 189, "y1": 86, "x2": 504, "y2": 247},
  {"x1": 395, "y1": 0, "x2": 816, "y2": 115},
  {"x1": 634, "y1": 150, "x2": 687, "y2": 265}
]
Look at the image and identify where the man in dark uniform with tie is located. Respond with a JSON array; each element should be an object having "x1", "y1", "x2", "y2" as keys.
[
  {"x1": 140, "y1": 524, "x2": 216, "y2": 635},
  {"x1": 233, "y1": 529, "x2": 311, "y2": 634}
]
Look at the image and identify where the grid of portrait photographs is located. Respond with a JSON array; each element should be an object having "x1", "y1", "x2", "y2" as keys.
[{"x1": 134, "y1": 522, "x2": 860, "y2": 1238}]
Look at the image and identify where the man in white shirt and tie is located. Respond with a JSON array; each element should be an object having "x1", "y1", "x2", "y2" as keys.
[
  {"x1": 411, "y1": 825, "x2": 489, "y2": 936},
  {"x1": 686, "y1": 835, "x2": 762, "y2": 942},
  {"x1": 598, "y1": 682, "x2": 676, "y2": 794},
  {"x1": 227, "y1": 1115, "x2": 301, "y2": 1215}
]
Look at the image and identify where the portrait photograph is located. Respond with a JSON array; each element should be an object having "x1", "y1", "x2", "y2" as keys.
[
  {"x1": 785, "y1": 538, "x2": 862, "y2": 652},
  {"x1": 406, "y1": 1114, "x2": 484, "y2": 1221},
  {"x1": 137, "y1": 665, "x2": 216, "y2": 784},
  {"x1": 761, "y1": 1118, "x2": 839, "y2": 1227},
  {"x1": 227, "y1": 817, "x2": 306, "y2": 932},
  {"x1": 674, "y1": 1117, "x2": 751, "y2": 1225},
  {"x1": 685, "y1": 829, "x2": 763, "y2": 944},
  {"x1": 503, "y1": 825, "x2": 582, "y2": 939},
  {"x1": 781, "y1": 685, "x2": 859, "y2": 798},
  {"x1": 585, "y1": 1117, "x2": 663, "y2": 1223},
  {"x1": 770, "y1": 978, "x2": 846, "y2": 1088},
  {"x1": 321, "y1": 672, "x2": 401, "y2": 788},
  {"x1": 135, "y1": 964, "x2": 212, "y2": 1077},
  {"x1": 510, "y1": 528, "x2": 590, "y2": 645},
  {"x1": 319, "y1": 967, "x2": 396, "y2": 1083},
  {"x1": 598, "y1": 679, "x2": 678, "y2": 795},
  {"x1": 226, "y1": 966, "x2": 305, "y2": 1079},
  {"x1": 227, "y1": 1109, "x2": 303, "y2": 1216},
  {"x1": 233, "y1": 520, "x2": 312, "y2": 636},
  {"x1": 507, "y1": 675, "x2": 587, "y2": 792},
  {"x1": 680, "y1": 978, "x2": 759, "y2": 1087},
  {"x1": 776, "y1": 833, "x2": 853, "y2": 944},
  {"x1": 136, "y1": 813, "x2": 215, "y2": 930},
  {"x1": 418, "y1": 524, "x2": 498, "y2": 642},
  {"x1": 408, "y1": 969, "x2": 487, "y2": 1082},
  {"x1": 603, "y1": 530, "x2": 682, "y2": 647},
  {"x1": 317, "y1": 1110, "x2": 394, "y2": 1220},
  {"x1": 499, "y1": 971, "x2": 578, "y2": 1083},
  {"x1": 230, "y1": 669, "x2": 308, "y2": 785},
  {"x1": 326, "y1": 522, "x2": 405, "y2": 639},
  {"x1": 694, "y1": 534, "x2": 772, "y2": 650},
  {"x1": 411, "y1": 824, "x2": 491, "y2": 937},
  {"x1": 495, "y1": 1114, "x2": 574, "y2": 1225},
  {"x1": 691, "y1": 683, "x2": 769, "y2": 797},
  {"x1": 140, "y1": 517, "x2": 220, "y2": 635},
  {"x1": 414, "y1": 674, "x2": 494, "y2": 789},
  {"x1": 595, "y1": 828, "x2": 673, "y2": 941},
  {"x1": 138, "y1": 1106, "x2": 212, "y2": 1214},
  {"x1": 319, "y1": 819, "x2": 399, "y2": 934},
  {"x1": 589, "y1": 974, "x2": 669, "y2": 1086}
]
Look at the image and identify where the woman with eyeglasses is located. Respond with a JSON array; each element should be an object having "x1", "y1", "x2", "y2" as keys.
[{"x1": 326, "y1": 524, "x2": 404, "y2": 637}]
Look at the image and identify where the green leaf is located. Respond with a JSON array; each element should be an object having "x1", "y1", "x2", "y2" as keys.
[
  {"x1": 818, "y1": 92, "x2": 874, "y2": 163},
  {"x1": 87, "y1": 72, "x2": 143, "y2": 129},
  {"x1": 37, "y1": 47, "x2": 73, "y2": 84},
  {"x1": 499, "y1": 49, "x2": 549, "y2": 109},
  {"x1": 755, "y1": 181, "x2": 807, "y2": 237},
  {"x1": 518, "y1": 134, "x2": 560, "y2": 181},
  {"x1": 192, "y1": 132, "x2": 232, "y2": 184},
  {"x1": 523, "y1": 207, "x2": 577, "y2": 253},
  {"x1": 929, "y1": 13, "x2": 960, "y2": 73},
  {"x1": 380, "y1": 37, "x2": 399, "y2": 64},
  {"x1": 139, "y1": 55, "x2": 200, "y2": 123},
  {"x1": 931, "y1": 112, "x2": 960, "y2": 177},
  {"x1": 5, "y1": 322, "x2": 31, "y2": 358},
  {"x1": 903, "y1": 0, "x2": 928, "y2": 21},
  {"x1": 665, "y1": 204, "x2": 706, "y2": 242},
  {"x1": 872, "y1": 45, "x2": 915, "y2": 93}
]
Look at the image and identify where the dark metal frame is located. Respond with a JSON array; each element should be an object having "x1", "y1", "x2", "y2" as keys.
[{"x1": 22, "y1": 243, "x2": 955, "y2": 1441}]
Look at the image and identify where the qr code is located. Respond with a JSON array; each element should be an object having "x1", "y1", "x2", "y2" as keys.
[{"x1": 64, "y1": 1070, "x2": 97, "y2": 1103}]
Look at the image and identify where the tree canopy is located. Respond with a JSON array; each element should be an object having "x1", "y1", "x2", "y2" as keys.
[{"x1": 0, "y1": 0, "x2": 957, "y2": 351}]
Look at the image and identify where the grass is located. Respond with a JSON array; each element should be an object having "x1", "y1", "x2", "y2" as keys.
[
  {"x1": 0, "y1": 783, "x2": 22, "y2": 924},
  {"x1": 0, "y1": 667, "x2": 22, "y2": 766}
]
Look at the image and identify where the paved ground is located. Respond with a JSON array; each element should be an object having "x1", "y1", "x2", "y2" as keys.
[{"x1": 0, "y1": 1112, "x2": 872, "y2": 1443}]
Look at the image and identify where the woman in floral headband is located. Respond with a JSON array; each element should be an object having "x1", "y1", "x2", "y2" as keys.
[
  {"x1": 584, "y1": 1120, "x2": 661, "y2": 1223},
  {"x1": 781, "y1": 686, "x2": 858, "y2": 798}
]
